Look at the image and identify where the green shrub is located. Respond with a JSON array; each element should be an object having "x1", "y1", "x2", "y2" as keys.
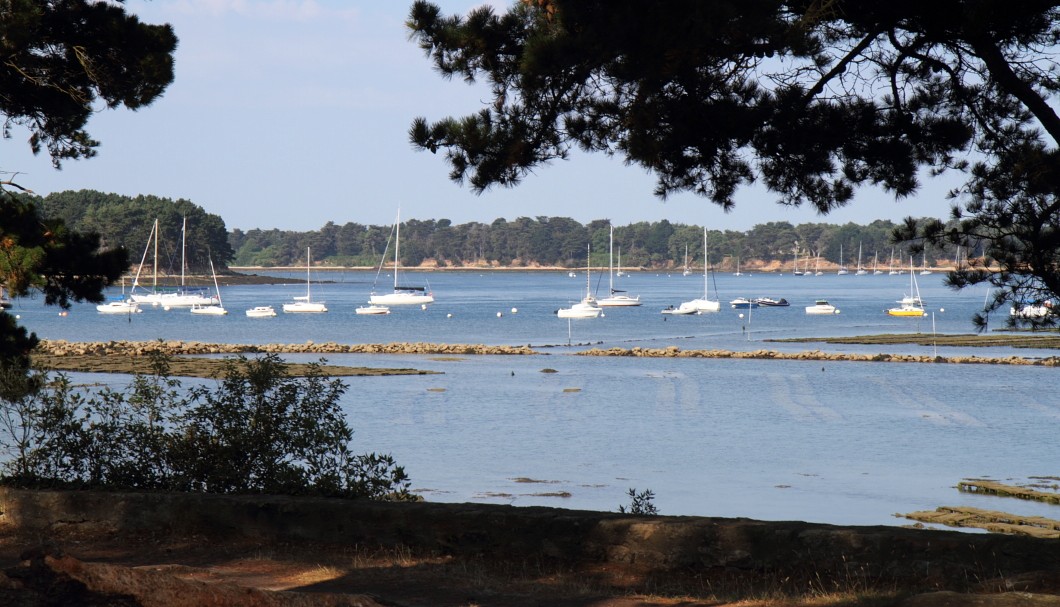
[{"x1": 0, "y1": 353, "x2": 412, "y2": 501}]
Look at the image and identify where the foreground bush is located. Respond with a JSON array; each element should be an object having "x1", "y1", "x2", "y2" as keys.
[{"x1": 0, "y1": 353, "x2": 412, "y2": 500}]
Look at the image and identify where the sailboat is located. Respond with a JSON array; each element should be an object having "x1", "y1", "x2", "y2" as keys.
[
  {"x1": 814, "y1": 252, "x2": 823, "y2": 276},
  {"x1": 679, "y1": 227, "x2": 721, "y2": 312},
  {"x1": 733, "y1": 256, "x2": 743, "y2": 276},
  {"x1": 887, "y1": 259, "x2": 927, "y2": 317},
  {"x1": 558, "y1": 244, "x2": 602, "y2": 318},
  {"x1": 855, "y1": 242, "x2": 867, "y2": 275},
  {"x1": 130, "y1": 218, "x2": 219, "y2": 307},
  {"x1": 888, "y1": 248, "x2": 901, "y2": 275},
  {"x1": 369, "y1": 210, "x2": 434, "y2": 305},
  {"x1": 598, "y1": 225, "x2": 641, "y2": 306},
  {"x1": 872, "y1": 250, "x2": 883, "y2": 275},
  {"x1": 792, "y1": 242, "x2": 803, "y2": 276},
  {"x1": 682, "y1": 245, "x2": 691, "y2": 276},
  {"x1": 836, "y1": 244, "x2": 849, "y2": 275},
  {"x1": 919, "y1": 253, "x2": 933, "y2": 275},
  {"x1": 616, "y1": 247, "x2": 627, "y2": 277},
  {"x1": 190, "y1": 256, "x2": 227, "y2": 315},
  {"x1": 97, "y1": 277, "x2": 141, "y2": 314},
  {"x1": 283, "y1": 247, "x2": 328, "y2": 313}
]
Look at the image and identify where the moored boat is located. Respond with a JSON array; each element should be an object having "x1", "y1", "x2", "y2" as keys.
[
  {"x1": 245, "y1": 305, "x2": 277, "y2": 318},
  {"x1": 356, "y1": 304, "x2": 391, "y2": 315},
  {"x1": 805, "y1": 300, "x2": 839, "y2": 315}
]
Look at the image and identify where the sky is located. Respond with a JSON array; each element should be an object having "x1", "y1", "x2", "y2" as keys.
[{"x1": 2, "y1": 0, "x2": 960, "y2": 232}]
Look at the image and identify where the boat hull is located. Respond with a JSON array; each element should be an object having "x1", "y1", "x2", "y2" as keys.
[
  {"x1": 283, "y1": 302, "x2": 328, "y2": 313},
  {"x1": 245, "y1": 306, "x2": 277, "y2": 318},
  {"x1": 887, "y1": 306, "x2": 926, "y2": 317},
  {"x1": 96, "y1": 302, "x2": 141, "y2": 314},
  {"x1": 597, "y1": 295, "x2": 641, "y2": 307},
  {"x1": 557, "y1": 302, "x2": 601, "y2": 318},
  {"x1": 369, "y1": 292, "x2": 434, "y2": 305},
  {"x1": 356, "y1": 305, "x2": 391, "y2": 315},
  {"x1": 190, "y1": 305, "x2": 228, "y2": 316}
]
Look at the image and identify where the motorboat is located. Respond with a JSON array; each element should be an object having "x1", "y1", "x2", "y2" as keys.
[
  {"x1": 284, "y1": 247, "x2": 328, "y2": 313},
  {"x1": 245, "y1": 306, "x2": 277, "y2": 318},
  {"x1": 805, "y1": 300, "x2": 839, "y2": 315},
  {"x1": 597, "y1": 225, "x2": 641, "y2": 307},
  {"x1": 730, "y1": 297, "x2": 759, "y2": 309},
  {"x1": 661, "y1": 303, "x2": 698, "y2": 315},
  {"x1": 1010, "y1": 302, "x2": 1054, "y2": 318},
  {"x1": 369, "y1": 209, "x2": 434, "y2": 305},
  {"x1": 356, "y1": 304, "x2": 391, "y2": 315},
  {"x1": 753, "y1": 297, "x2": 789, "y2": 307},
  {"x1": 96, "y1": 300, "x2": 141, "y2": 314}
]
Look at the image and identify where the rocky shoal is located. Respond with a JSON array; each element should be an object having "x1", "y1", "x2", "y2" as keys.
[{"x1": 36, "y1": 339, "x2": 538, "y2": 356}]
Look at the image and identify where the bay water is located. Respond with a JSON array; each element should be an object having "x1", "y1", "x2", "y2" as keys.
[{"x1": 10, "y1": 269, "x2": 1059, "y2": 527}]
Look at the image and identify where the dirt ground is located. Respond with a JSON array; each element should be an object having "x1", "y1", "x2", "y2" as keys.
[{"x1": 4, "y1": 525, "x2": 1060, "y2": 607}]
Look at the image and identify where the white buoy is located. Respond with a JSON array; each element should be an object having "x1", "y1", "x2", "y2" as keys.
[
  {"x1": 511, "y1": 307, "x2": 518, "y2": 314},
  {"x1": 163, "y1": 306, "x2": 171, "y2": 311},
  {"x1": 447, "y1": 313, "x2": 452, "y2": 318},
  {"x1": 421, "y1": 304, "x2": 427, "y2": 310},
  {"x1": 940, "y1": 308, "x2": 945, "y2": 313},
  {"x1": 496, "y1": 311, "x2": 502, "y2": 318},
  {"x1": 738, "y1": 313, "x2": 744, "y2": 319}
]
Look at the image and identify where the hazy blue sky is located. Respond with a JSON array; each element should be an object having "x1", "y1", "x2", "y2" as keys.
[{"x1": 3, "y1": 1, "x2": 959, "y2": 231}]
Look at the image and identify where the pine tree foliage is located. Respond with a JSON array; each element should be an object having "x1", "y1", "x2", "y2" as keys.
[
  {"x1": 408, "y1": 0, "x2": 1060, "y2": 327},
  {"x1": 1, "y1": 1, "x2": 177, "y2": 370}
]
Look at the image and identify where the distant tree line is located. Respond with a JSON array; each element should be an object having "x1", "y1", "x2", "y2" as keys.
[
  {"x1": 27, "y1": 190, "x2": 233, "y2": 274},
  {"x1": 25, "y1": 190, "x2": 967, "y2": 271},
  {"x1": 232, "y1": 216, "x2": 963, "y2": 271}
]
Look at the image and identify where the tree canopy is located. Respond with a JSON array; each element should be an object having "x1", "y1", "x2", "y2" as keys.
[
  {"x1": 407, "y1": 0, "x2": 1060, "y2": 328},
  {"x1": 1, "y1": 1, "x2": 178, "y2": 367}
]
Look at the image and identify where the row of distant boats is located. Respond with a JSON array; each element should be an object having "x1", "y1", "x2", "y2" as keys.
[{"x1": 97, "y1": 212, "x2": 434, "y2": 318}]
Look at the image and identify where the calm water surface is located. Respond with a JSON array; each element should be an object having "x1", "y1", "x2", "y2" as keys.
[{"x1": 10, "y1": 271, "x2": 1059, "y2": 527}]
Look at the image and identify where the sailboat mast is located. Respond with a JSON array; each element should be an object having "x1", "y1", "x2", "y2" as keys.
[
  {"x1": 702, "y1": 227, "x2": 708, "y2": 298},
  {"x1": 394, "y1": 210, "x2": 400, "y2": 290},
  {"x1": 585, "y1": 243, "x2": 591, "y2": 298},
  {"x1": 181, "y1": 216, "x2": 186, "y2": 288},
  {"x1": 152, "y1": 218, "x2": 158, "y2": 291},
  {"x1": 306, "y1": 247, "x2": 312, "y2": 299},
  {"x1": 609, "y1": 225, "x2": 614, "y2": 294}
]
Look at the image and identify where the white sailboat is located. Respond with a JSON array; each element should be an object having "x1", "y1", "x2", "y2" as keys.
[
  {"x1": 283, "y1": 247, "x2": 328, "y2": 313},
  {"x1": 679, "y1": 227, "x2": 720, "y2": 312},
  {"x1": 888, "y1": 248, "x2": 901, "y2": 275},
  {"x1": 836, "y1": 244, "x2": 849, "y2": 275},
  {"x1": 855, "y1": 242, "x2": 867, "y2": 275},
  {"x1": 190, "y1": 256, "x2": 227, "y2": 315},
  {"x1": 598, "y1": 225, "x2": 641, "y2": 307},
  {"x1": 682, "y1": 245, "x2": 691, "y2": 276},
  {"x1": 558, "y1": 245, "x2": 602, "y2": 319},
  {"x1": 872, "y1": 250, "x2": 883, "y2": 275},
  {"x1": 919, "y1": 253, "x2": 933, "y2": 275},
  {"x1": 130, "y1": 218, "x2": 219, "y2": 307},
  {"x1": 792, "y1": 242, "x2": 803, "y2": 276},
  {"x1": 616, "y1": 247, "x2": 627, "y2": 277},
  {"x1": 369, "y1": 210, "x2": 434, "y2": 305}
]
